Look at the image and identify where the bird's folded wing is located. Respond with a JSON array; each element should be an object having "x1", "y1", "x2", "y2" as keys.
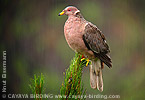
[{"x1": 83, "y1": 23, "x2": 112, "y2": 67}]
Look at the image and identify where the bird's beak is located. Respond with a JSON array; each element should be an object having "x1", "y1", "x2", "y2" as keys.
[{"x1": 58, "y1": 11, "x2": 65, "y2": 16}]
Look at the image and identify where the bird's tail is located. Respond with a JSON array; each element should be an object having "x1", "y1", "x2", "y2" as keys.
[{"x1": 89, "y1": 59, "x2": 103, "y2": 92}]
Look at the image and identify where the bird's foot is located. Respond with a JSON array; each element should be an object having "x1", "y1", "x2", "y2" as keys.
[
  {"x1": 85, "y1": 58, "x2": 90, "y2": 66},
  {"x1": 81, "y1": 58, "x2": 85, "y2": 61},
  {"x1": 81, "y1": 57, "x2": 90, "y2": 67}
]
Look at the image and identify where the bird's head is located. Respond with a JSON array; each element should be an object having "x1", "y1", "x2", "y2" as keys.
[{"x1": 58, "y1": 6, "x2": 80, "y2": 16}]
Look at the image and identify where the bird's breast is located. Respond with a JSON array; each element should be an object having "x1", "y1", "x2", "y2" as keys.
[
  {"x1": 64, "y1": 18, "x2": 85, "y2": 52},
  {"x1": 63, "y1": 17, "x2": 94, "y2": 59}
]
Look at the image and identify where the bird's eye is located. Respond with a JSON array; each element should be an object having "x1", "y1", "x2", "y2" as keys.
[{"x1": 68, "y1": 9, "x2": 71, "y2": 11}]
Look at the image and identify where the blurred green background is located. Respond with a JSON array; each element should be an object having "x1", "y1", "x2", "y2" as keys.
[{"x1": 1, "y1": 0, "x2": 145, "y2": 100}]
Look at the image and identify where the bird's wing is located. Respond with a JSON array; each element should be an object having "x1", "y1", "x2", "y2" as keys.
[{"x1": 83, "y1": 23, "x2": 112, "y2": 67}]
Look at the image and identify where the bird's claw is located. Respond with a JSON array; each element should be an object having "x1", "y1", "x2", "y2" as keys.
[
  {"x1": 86, "y1": 58, "x2": 90, "y2": 66},
  {"x1": 81, "y1": 57, "x2": 90, "y2": 67},
  {"x1": 81, "y1": 58, "x2": 85, "y2": 61}
]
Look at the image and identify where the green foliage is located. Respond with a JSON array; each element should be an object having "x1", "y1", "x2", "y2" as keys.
[
  {"x1": 29, "y1": 54, "x2": 89, "y2": 100},
  {"x1": 29, "y1": 73, "x2": 44, "y2": 100},
  {"x1": 60, "y1": 53, "x2": 89, "y2": 100}
]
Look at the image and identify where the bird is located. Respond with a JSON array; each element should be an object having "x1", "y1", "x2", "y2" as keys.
[{"x1": 59, "y1": 6, "x2": 112, "y2": 92}]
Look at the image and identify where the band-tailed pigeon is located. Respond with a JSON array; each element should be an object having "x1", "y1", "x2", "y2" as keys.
[{"x1": 59, "y1": 6, "x2": 112, "y2": 92}]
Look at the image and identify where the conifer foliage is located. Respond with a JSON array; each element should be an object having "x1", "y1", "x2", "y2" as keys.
[
  {"x1": 60, "y1": 53, "x2": 88, "y2": 100},
  {"x1": 29, "y1": 53, "x2": 88, "y2": 100}
]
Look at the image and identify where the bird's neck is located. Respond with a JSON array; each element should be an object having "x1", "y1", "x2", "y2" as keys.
[
  {"x1": 75, "y1": 12, "x2": 84, "y2": 19},
  {"x1": 67, "y1": 14, "x2": 85, "y2": 22}
]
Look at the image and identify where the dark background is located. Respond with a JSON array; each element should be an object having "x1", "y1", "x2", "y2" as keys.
[{"x1": 1, "y1": 0, "x2": 145, "y2": 100}]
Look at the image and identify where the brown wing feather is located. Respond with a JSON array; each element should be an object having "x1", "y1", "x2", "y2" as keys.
[{"x1": 83, "y1": 23, "x2": 112, "y2": 68}]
